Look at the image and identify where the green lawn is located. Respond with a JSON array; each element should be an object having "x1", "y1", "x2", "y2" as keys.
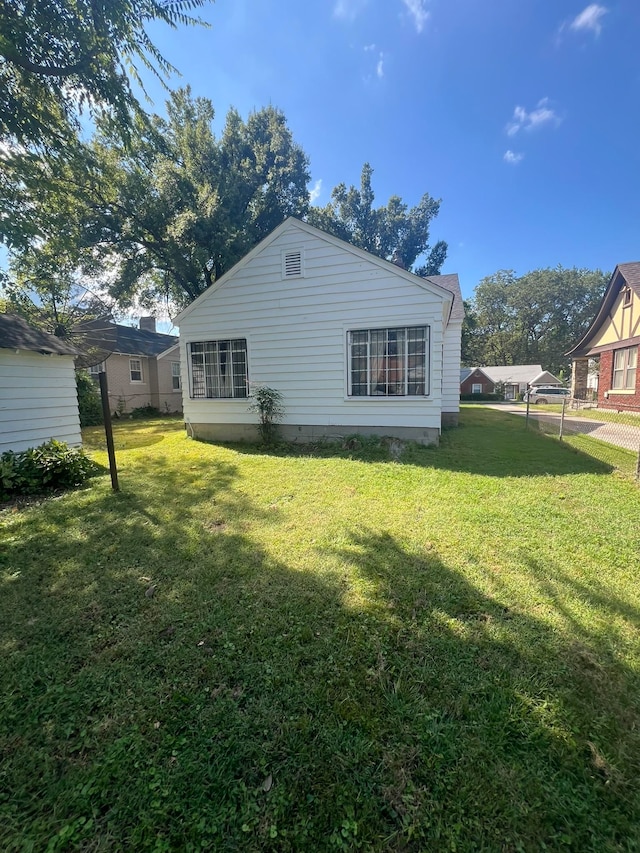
[{"x1": 2, "y1": 408, "x2": 640, "y2": 851}]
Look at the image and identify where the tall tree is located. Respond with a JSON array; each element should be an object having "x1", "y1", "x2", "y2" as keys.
[
  {"x1": 463, "y1": 267, "x2": 609, "y2": 374},
  {"x1": 307, "y1": 163, "x2": 447, "y2": 274},
  {"x1": 3, "y1": 89, "x2": 311, "y2": 310},
  {"x1": 0, "y1": 0, "x2": 209, "y2": 150}
]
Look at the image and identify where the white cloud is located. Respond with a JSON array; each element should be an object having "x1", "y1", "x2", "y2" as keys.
[
  {"x1": 364, "y1": 43, "x2": 376, "y2": 52},
  {"x1": 506, "y1": 98, "x2": 561, "y2": 136},
  {"x1": 333, "y1": 0, "x2": 368, "y2": 21},
  {"x1": 504, "y1": 150, "x2": 524, "y2": 165},
  {"x1": 401, "y1": 0, "x2": 430, "y2": 34},
  {"x1": 309, "y1": 179, "x2": 323, "y2": 204},
  {"x1": 376, "y1": 53, "x2": 385, "y2": 78},
  {"x1": 570, "y1": 4, "x2": 607, "y2": 36}
]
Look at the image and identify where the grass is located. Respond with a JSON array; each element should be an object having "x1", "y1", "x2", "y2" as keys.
[{"x1": 2, "y1": 408, "x2": 640, "y2": 851}]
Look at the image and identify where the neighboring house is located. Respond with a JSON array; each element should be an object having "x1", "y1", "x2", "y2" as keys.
[
  {"x1": 567, "y1": 262, "x2": 640, "y2": 411},
  {"x1": 0, "y1": 313, "x2": 81, "y2": 453},
  {"x1": 175, "y1": 217, "x2": 463, "y2": 446},
  {"x1": 460, "y1": 364, "x2": 562, "y2": 399},
  {"x1": 81, "y1": 318, "x2": 182, "y2": 414}
]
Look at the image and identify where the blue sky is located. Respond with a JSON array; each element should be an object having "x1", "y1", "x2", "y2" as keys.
[
  {"x1": 4, "y1": 1, "x2": 639, "y2": 307},
  {"x1": 138, "y1": 0, "x2": 640, "y2": 300}
]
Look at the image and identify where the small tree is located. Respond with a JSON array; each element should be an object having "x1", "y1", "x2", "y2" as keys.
[{"x1": 249, "y1": 386, "x2": 284, "y2": 446}]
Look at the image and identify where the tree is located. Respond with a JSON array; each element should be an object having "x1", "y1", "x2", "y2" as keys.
[
  {"x1": 463, "y1": 267, "x2": 609, "y2": 375},
  {"x1": 0, "y1": 0, "x2": 209, "y2": 150},
  {"x1": 307, "y1": 163, "x2": 447, "y2": 274},
  {"x1": 3, "y1": 89, "x2": 311, "y2": 310}
]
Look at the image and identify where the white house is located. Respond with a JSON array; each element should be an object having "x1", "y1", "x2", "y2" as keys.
[
  {"x1": 175, "y1": 218, "x2": 462, "y2": 446},
  {"x1": 0, "y1": 314, "x2": 81, "y2": 453}
]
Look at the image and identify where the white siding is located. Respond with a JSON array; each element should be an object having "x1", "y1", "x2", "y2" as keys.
[
  {"x1": 0, "y1": 350, "x2": 81, "y2": 453},
  {"x1": 442, "y1": 319, "x2": 462, "y2": 414},
  {"x1": 179, "y1": 223, "x2": 450, "y2": 432}
]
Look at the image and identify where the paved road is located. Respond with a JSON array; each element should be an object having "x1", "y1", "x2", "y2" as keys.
[{"x1": 484, "y1": 403, "x2": 640, "y2": 452}]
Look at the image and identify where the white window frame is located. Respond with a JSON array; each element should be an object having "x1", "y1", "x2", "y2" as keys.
[
  {"x1": 188, "y1": 339, "x2": 249, "y2": 399},
  {"x1": 88, "y1": 361, "x2": 106, "y2": 377},
  {"x1": 471, "y1": 383, "x2": 482, "y2": 394},
  {"x1": 346, "y1": 325, "x2": 430, "y2": 398},
  {"x1": 129, "y1": 357, "x2": 143, "y2": 383},
  {"x1": 612, "y1": 346, "x2": 637, "y2": 391},
  {"x1": 171, "y1": 361, "x2": 181, "y2": 391}
]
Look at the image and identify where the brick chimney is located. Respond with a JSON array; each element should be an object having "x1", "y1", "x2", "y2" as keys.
[{"x1": 139, "y1": 316, "x2": 156, "y2": 333}]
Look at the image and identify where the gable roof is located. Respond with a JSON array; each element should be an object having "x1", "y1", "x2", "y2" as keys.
[
  {"x1": 460, "y1": 366, "x2": 492, "y2": 384},
  {"x1": 174, "y1": 217, "x2": 461, "y2": 325},
  {"x1": 567, "y1": 263, "x2": 640, "y2": 357},
  {"x1": 530, "y1": 370, "x2": 563, "y2": 386},
  {"x1": 462, "y1": 364, "x2": 543, "y2": 385},
  {"x1": 79, "y1": 319, "x2": 177, "y2": 357},
  {"x1": 0, "y1": 313, "x2": 79, "y2": 356}
]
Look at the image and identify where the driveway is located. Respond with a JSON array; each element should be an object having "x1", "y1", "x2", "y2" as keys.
[{"x1": 484, "y1": 403, "x2": 640, "y2": 452}]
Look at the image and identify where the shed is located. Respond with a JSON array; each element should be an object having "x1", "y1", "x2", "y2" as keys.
[{"x1": 0, "y1": 313, "x2": 81, "y2": 453}]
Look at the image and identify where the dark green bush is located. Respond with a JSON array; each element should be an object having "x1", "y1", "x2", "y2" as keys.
[
  {"x1": 76, "y1": 370, "x2": 103, "y2": 427},
  {"x1": 460, "y1": 393, "x2": 503, "y2": 401},
  {"x1": 0, "y1": 440, "x2": 97, "y2": 501},
  {"x1": 130, "y1": 404, "x2": 161, "y2": 418}
]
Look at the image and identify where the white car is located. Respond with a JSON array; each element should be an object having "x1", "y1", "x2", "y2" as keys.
[{"x1": 524, "y1": 386, "x2": 570, "y2": 404}]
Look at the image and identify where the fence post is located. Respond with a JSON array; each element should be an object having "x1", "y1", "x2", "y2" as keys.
[
  {"x1": 636, "y1": 440, "x2": 640, "y2": 482},
  {"x1": 99, "y1": 371, "x2": 120, "y2": 492},
  {"x1": 525, "y1": 391, "x2": 530, "y2": 430},
  {"x1": 559, "y1": 396, "x2": 566, "y2": 442}
]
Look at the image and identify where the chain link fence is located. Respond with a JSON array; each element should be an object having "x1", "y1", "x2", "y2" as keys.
[{"x1": 525, "y1": 397, "x2": 640, "y2": 481}]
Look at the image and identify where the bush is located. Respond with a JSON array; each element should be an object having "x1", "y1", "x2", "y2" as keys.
[
  {"x1": 248, "y1": 386, "x2": 284, "y2": 445},
  {"x1": 0, "y1": 440, "x2": 97, "y2": 501},
  {"x1": 460, "y1": 393, "x2": 503, "y2": 401},
  {"x1": 130, "y1": 404, "x2": 161, "y2": 419},
  {"x1": 76, "y1": 370, "x2": 103, "y2": 427}
]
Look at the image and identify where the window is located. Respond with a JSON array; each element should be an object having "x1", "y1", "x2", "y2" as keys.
[
  {"x1": 88, "y1": 362, "x2": 106, "y2": 377},
  {"x1": 612, "y1": 346, "x2": 637, "y2": 390},
  {"x1": 282, "y1": 249, "x2": 303, "y2": 278},
  {"x1": 171, "y1": 361, "x2": 181, "y2": 391},
  {"x1": 129, "y1": 358, "x2": 143, "y2": 382},
  {"x1": 471, "y1": 383, "x2": 482, "y2": 394},
  {"x1": 189, "y1": 340, "x2": 248, "y2": 398},
  {"x1": 623, "y1": 287, "x2": 632, "y2": 307},
  {"x1": 348, "y1": 326, "x2": 428, "y2": 397}
]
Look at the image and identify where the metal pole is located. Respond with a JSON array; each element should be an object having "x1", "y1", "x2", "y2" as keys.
[
  {"x1": 636, "y1": 440, "x2": 640, "y2": 483},
  {"x1": 559, "y1": 396, "x2": 566, "y2": 442},
  {"x1": 525, "y1": 389, "x2": 530, "y2": 430},
  {"x1": 98, "y1": 371, "x2": 120, "y2": 492}
]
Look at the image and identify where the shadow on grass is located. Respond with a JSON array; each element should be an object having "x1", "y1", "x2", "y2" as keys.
[
  {"x1": 1, "y1": 487, "x2": 639, "y2": 848},
  {"x1": 199, "y1": 406, "x2": 614, "y2": 479}
]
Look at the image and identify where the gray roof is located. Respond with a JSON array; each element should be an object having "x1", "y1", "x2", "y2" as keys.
[
  {"x1": 78, "y1": 319, "x2": 177, "y2": 357},
  {"x1": 423, "y1": 273, "x2": 464, "y2": 322},
  {"x1": 0, "y1": 313, "x2": 79, "y2": 356},
  {"x1": 530, "y1": 370, "x2": 563, "y2": 386},
  {"x1": 462, "y1": 364, "x2": 543, "y2": 384}
]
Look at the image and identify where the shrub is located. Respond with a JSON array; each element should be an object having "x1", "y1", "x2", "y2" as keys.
[
  {"x1": 249, "y1": 385, "x2": 285, "y2": 445},
  {"x1": 0, "y1": 440, "x2": 97, "y2": 501},
  {"x1": 76, "y1": 370, "x2": 104, "y2": 427},
  {"x1": 130, "y1": 404, "x2": 161, "y2": 419},
  {"x1": 460, "y1": 393, "x2": 503, "y2": 401}
]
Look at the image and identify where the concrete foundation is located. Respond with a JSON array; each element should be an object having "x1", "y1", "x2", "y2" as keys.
[{"x1": 188, "y1": 422, "x2": 442, "y2": 446}]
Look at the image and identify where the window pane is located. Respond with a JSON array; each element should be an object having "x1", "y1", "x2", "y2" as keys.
[
  {"x1": 348, "y1": 326, "x2": 427, "y2": 397},
  {"x1": 189, "y1": 340, "x2": 248, "y2": 398}
]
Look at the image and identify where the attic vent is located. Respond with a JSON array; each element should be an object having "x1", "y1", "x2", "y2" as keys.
[{"x1": 283, "y1": 249, "x2": 303, "y2": 278}]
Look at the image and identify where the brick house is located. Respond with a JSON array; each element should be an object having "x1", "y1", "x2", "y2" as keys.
[
  {"x1": 567, "y1": 263, "x2": 640, "y2": 411},
  {"x1": 460, "y1": 364, "x2": 562, "y2": 400}
]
